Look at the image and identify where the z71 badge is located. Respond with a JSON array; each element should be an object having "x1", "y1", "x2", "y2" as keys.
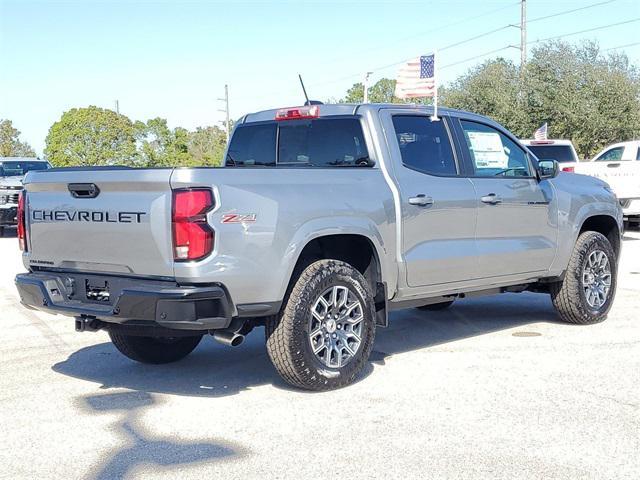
[{"x1": 221, "y1": 213, "x2": 257, "y2": 224}]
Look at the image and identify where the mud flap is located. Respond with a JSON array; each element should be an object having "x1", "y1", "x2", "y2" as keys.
[{"x1": 375, "y1": 282, "x2": 388, "y2": 328}]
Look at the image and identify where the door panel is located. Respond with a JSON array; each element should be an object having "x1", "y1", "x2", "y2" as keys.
[
  {"x1": 455, "y1": 119, "x2": 558, "y2": 278},
  {"x1": 471, "y1": 178, "x2": 557, "y2": 277},
  {"x1": 401, "y1": 176, "x2": 479, "y2": 286},
  {"x1": 382, "y1": 112, "x2": 479, "y2": 287}
]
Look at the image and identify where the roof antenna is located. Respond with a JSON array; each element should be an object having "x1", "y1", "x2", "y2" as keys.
[{"x1": 298, "y1": 74, "x2": 310, "y2": 105}]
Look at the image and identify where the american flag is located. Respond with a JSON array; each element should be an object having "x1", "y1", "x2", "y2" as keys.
[
  {"x1": 534, "y1": 122, "x2": 548, "y2": 140},
  {"x1": 394, "y1": 54, "x2": 436, "y2": 99}
]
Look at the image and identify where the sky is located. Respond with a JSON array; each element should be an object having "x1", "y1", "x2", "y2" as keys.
[{"x1": 1, "y1": 0, "x2": 639, "y2": 155}]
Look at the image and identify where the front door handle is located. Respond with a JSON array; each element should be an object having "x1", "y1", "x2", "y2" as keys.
[
  {"x1": 481, "y1": 193, "x2": 502, "y2": 204},
  {"x1": 607, "y1": 163, "x2": 621, "y2": 168},
  {"x1": 408, "y1": 194, "x2": 434, "y2": 207}
]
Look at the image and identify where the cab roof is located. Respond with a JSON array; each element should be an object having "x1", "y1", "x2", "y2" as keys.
[
  {"x1": 0, "y1": 157, "x2": 45, "y2": 162},
  {"x1": 241, "y1": 103, "x2": 486, "y2": 124}
]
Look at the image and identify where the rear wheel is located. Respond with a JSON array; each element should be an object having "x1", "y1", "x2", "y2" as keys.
[
  {"x1": 550, "y1": 231, "x2": 617, "y2": 324},
  {"x1": 109, "y1": 332, "x2": 202, "y2": 364},
  {"x1": 266, "y1": 259, "x2": 376, "y2": 391},
  {"x1": 417, "y1": 299, "x2": 455, "y2": 311}
]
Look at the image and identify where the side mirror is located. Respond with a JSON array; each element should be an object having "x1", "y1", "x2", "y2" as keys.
[{"x1": 537, "y1": 159, "x2": 559, "y2": 179}]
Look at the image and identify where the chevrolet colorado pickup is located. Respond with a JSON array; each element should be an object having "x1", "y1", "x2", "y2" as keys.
[{"x1": 15, "y1": 104, "x2": 623, "y2": 391}]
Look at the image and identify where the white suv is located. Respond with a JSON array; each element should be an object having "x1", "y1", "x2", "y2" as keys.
[{"x1": 520, "y1": 139, "x2": 579, "y2": 172}]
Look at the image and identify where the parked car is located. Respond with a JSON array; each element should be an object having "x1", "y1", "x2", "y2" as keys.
[
  {"x1": 521, "y1": 139, "x2": 640, "y2": 227},
  {"x1": 15, "y1": 104, "x2": 622, "y2": 390},
  {"x1": 520, "y1": 139, "x2": 580, "y2": 170},
  {"x1": 0, "y1": 157, "x2": 50, "y2": 236},
  {"x1": 584, "y1": 141, "x2": 640, "y2": 227}
]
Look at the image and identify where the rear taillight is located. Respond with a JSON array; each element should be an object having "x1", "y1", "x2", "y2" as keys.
[
  {"x1": 562, "y1": 166, "x2": 575, "y2": 172},
  {"x1": 172, "y1": 188, "x2": 214, "y2": 261},
  {"x1": 17, "y1": 190, "x2": 27, "y2": 251}
]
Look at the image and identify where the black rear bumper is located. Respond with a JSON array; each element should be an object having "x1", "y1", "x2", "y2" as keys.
[{"x1": 15, "y1": 271, "x2": 233, "y2": 331}]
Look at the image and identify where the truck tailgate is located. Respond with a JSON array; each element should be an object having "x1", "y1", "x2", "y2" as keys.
[{"x1": 24, "y1": 168, "x2": 175, "y2": 278}]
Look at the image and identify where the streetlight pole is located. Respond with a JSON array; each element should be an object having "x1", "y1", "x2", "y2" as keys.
[{"x1": 363, "y1": 72, "x2": 373, "y2": 103}]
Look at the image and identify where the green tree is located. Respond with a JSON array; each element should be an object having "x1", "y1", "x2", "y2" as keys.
[
  {"x1": 340, "y1": 78, "x2": 435, "y2": 105},
  {"x1": 0, "y1": 119, "x2": 36, "y2": 157},
  {"x1": 44, "y1": 106, "x2": 136, "y2": 166},
  {"x1": 441, "y1": 41, "x2": 640, "y2": 158},
  {"x1": 441, "y1": 58, "x2": 526, "y2": 133},
  {"x1": 188, "y1": 126, "x2": 228, "y2": 167},
  {"x1": 521, "y1": 41, "x2": 640, "y2": 158},
  {"x1": 135, "y1": 118, "x2": 191, "y2": 167}
]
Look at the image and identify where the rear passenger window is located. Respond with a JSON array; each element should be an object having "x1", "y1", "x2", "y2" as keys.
[
  {"x1": 226, "y1": 123, "x2": 276, "y2": 166},
  {"x1": 278, "y1": 118, "x2": 370, "y2": 167},
  {"x1": 226, "y1": 118, "x2": 370, "y2": 168},
  {"x1": 392, "y1": 116, "x2": 457, "y2": 176}
]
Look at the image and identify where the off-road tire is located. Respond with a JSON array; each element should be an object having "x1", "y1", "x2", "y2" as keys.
[
  {"x1": 550, "y1": 231, "x2": 617, "y2": 324},
  {"x1": 265, "y1": 260, "x2": 376, "y2": 391},
  {"x1": 109, "y1": 332, "x2": 203, "y2": 364},
  {"x1": 417, "y1": 300, "x2": 455, "y2": 311}
]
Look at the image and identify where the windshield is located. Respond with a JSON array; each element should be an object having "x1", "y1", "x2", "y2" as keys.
[
  {"x1": 526, "y1": 145, "x2": 577, "y2": 163},
  {"x1": 0, "y1": 161, "x2": 50, "y2": 177}
]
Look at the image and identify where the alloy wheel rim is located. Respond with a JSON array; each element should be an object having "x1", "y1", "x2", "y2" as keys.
[
  {"x1": 582, "y1": 249, "x2": 612, "y2": 309},
  {"x1": 308, "y1": 285, "x2": 364, "y2": 368}
]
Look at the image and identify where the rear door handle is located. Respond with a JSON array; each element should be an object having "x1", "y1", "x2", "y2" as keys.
[
  {"x1": 408, "y1": 194, "x2": 434, "y2": 207},
  {"x1": 607, "y1": 163, "x2": 621, "y2": 168},
  {"x1": 481, "y1": 193, "x2": 502, "y2": 204}
]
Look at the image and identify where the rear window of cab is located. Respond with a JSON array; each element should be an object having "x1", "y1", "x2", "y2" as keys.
[{"x1": 226, "y1": 117, "x2": 371, "y2": 168}]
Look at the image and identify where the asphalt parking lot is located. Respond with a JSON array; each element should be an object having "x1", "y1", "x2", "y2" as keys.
[{"x1": 1, "y1": 228, "x2": 639, "y2": 480}]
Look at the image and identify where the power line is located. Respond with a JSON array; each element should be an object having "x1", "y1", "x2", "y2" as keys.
[
  {"x1": 318, "y1": 1, "x2": 520, "y2": 67},
  {"x1": 439, "y1": 24, "x2": 516, "y2": 52},
  {"x1": 527, "y1": 18, "x2": 640, "y2": 45},
  {"x1": 604, "y1": 41, "x2": 640, "y2": 51},
  {"x1": 528, "y1": 0, "x2": 617, "y2": 24},
  {"x1": 440, "y1": 46, "x2": 515, "y2": 70}
]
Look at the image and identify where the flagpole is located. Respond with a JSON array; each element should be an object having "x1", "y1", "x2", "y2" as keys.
[{"x1": 430, "y1": 50, "x2": 439, "y2": 122}]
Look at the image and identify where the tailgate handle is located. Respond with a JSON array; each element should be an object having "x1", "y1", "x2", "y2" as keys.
[{"x1": 68, "y1": 183, "x2": 100, "y2": 198}]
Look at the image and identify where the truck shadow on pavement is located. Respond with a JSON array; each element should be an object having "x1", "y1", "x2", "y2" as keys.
[
  {"x1": 78, "y1": 391, "x2": 242, "y2": 479},
  {"x1": 53, "y1": 292, "x2": 562, "y2": 397}
]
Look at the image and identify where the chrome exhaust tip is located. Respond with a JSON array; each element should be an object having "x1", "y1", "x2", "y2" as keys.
[{"x1": 212, "y1": 329, "x2": 244, "y2": 347}]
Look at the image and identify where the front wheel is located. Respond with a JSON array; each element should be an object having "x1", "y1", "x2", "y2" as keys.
[
  {"x1": 266, "y1": 259, "x2": 376, "y2": 391},
  {"x1": 109, "y1": 332, "x2": 203, "y2": 364},
  {"x1": 550, "y1": 231, "x2": 617, "y2": 324}
]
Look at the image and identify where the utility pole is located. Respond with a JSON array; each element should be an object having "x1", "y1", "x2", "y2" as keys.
[
  {"x1": 363, "y1": 71, "x2": 373, "y2": 103},
  {"x1": 217, "y1": 84, "x2": 230, "y2": 142},
  {"x1": 520, "y1": 0, "x2": 527, "y2": 66},
  {"x1": 114, "y1": 100, "x2": 120, "y2": 114}
]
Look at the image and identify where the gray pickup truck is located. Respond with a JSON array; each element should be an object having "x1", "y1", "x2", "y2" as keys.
[{"x1": 15, "y1": 104, "x2": 623, "y2": 390}]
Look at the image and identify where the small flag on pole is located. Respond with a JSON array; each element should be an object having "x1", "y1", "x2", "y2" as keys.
[
  {"x1": 394, "y1": 53, "x2": 439, "y2": 120},
  {"x1": 534, "y1": 122, "x2": 548, "y2": 140}
]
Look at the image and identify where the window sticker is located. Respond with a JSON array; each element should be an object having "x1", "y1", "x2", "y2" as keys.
[{"x1": 467, "y1": 131, "x2": 508, "y2": 169}]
